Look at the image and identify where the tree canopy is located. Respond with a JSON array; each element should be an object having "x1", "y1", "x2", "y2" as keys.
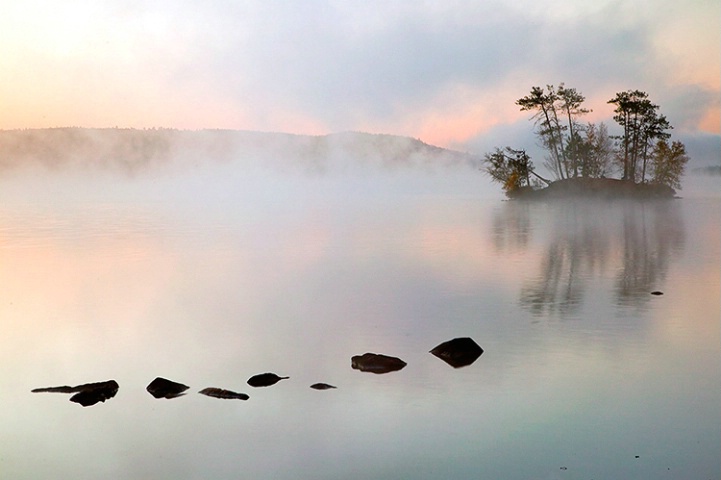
[
  {"x1": 515, "y1": 83, "x2": 590, "y2": 180},
  {"x1": 483, "y1": 85, "x2": 688, "y2": 197},
  {"x1": 651, "y1": 139, "x2": 689, "y2": 190},
  {"x1": 482, "y1": 147, "x2": 549, "y2": 196},
  {"x1": 608, "y1": 90, "x2": 672, "y2": 183}
]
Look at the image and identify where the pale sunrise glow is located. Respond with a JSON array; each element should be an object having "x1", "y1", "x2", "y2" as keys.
[{"x1": 1, "y1": 1, "x2": 719, "y2": 148}]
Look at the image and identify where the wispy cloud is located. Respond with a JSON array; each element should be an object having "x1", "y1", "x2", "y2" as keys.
[{"x1": 0, "y1": 0, "x2": 718, "y2": 148}]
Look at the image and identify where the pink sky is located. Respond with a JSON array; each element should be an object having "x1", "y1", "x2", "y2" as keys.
[{"x1": 1, "y1": 1, "x2": 718, "y2": 149}]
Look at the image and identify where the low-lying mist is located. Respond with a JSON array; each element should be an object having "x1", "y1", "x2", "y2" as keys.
[{"x1": 0, "y1": 128, "x2": 480, "y2": 178}]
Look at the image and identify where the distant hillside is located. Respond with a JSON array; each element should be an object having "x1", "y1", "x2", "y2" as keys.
[{"x1": 0, "y1": 128, "x2": 478, "y2": 175}]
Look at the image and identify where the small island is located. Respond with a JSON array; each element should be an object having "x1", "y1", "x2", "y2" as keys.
[
  {"x1": 509, "y1": 177, "x2": 676, "y2": 200},
  {"x1": 483, "y1": 85, "x2": 689, "y2": 200}
]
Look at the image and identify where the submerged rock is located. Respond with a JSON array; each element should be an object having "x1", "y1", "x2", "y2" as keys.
[
  {"x1": 32, "y1": 380, "x2": 119, "y2": 407},
  {"x1": 310, "y1": 383, "x2": 337, "y2": 390},
  {"x1": 198, "y1": 387, "x2": 249, "y2": 400},
  {"x1": 247, "y1": 373, "x2": 289, "y2": 387},
  {"x1": 430, "y1": 337, "x2": 484, "y2": 368},
  {"x1": 146, "y1": 377, "x2": 190, "y2": 399},
  {"x1": 351, "y1": 353, "x2": 407, "y2": 374}
]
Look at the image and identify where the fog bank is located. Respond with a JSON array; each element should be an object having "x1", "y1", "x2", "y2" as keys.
[{"x1": 0, "y1": 128, "x2": 479, "y2": 177}]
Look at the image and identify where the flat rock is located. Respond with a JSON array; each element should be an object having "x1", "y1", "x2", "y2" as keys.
[
  {"x1": 351, "y1": 353, "x2": 406, "y2": 374},
  {"x1": 310, "y1": 383, "x2": 337, "y2": 390},
  {"x1": 146, "y1": 377, "x2": 190, "y2": 399},
  {"x1": 32, "y1": 380, "x2": 119, "y2": 407},
  {"x1": 198, "y1": 387, "x2": 249, "y2": 400},
  {"x1": 247, "y1": 373, "x2": 289, "y2": 387}
]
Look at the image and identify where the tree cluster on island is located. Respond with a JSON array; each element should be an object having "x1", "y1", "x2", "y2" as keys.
[{"x1": 484, "y1": 85, "x2": 690, "y2": 198}]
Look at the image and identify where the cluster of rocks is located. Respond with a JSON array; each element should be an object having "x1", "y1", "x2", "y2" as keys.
[{"x1": 32, "y1": 337, "x2": 483, "y2": 407}]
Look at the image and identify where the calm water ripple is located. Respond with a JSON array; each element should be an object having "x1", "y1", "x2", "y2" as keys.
[{"x1": 1, "y1": 167, "x2": 719, "y2": 480}]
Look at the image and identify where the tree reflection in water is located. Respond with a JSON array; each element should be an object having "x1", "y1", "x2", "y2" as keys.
[
  {"x1": 492, "y1": 200, "x2": 685, "y2": 317},
  {"x1": 491, "y1": 201, "x2": 532, "y2": 252},
  {"x1": 614, "y1": 201, "x2": 685, "y2": 308}
]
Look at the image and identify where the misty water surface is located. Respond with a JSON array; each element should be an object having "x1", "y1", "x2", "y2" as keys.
[{"x1": 0, "y1": 151, "x2": 719, "y2": 480}]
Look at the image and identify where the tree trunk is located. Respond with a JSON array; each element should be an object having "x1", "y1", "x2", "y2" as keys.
[{"x1": 540, "y1": 104, "x2": 565, "y2": 180}]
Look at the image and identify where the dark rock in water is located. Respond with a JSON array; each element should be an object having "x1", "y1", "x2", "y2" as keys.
[
  {"x1": 351, "y1": 353, "x2": 407, "y2": 374},
  {"x1": 651, "y1": 291, "x2": 664, "y2": 296},
  {"x1": 32, "y1": 380, "x2": 119, "y2": 407},
  {"x1": 430, "y1": 337, "x2": 484, "y2": 368},
  {"x1": 68, "y1": 381, "x2": 119, "y2": 406},
  {"x1": 247, "y1": 373, "x2": 289, "y2": 387},
  {"x1": 310, "y1": 383, "x2": 337, "y2": 390},
  {"x1": 146, "y1": 377, "x2": 190, "y2": 399},
  {"x1": 198, "y1": 387, "x2": 249, "y2": 400}
]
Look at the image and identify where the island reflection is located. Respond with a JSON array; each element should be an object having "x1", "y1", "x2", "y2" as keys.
[{"x1": 492, "y1": 200, "x2": 685, "y2": 316}]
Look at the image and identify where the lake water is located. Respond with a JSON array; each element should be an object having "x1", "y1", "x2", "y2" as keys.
[{"x1": 1, "y1": 155, "x2": 719, "y2": 480}]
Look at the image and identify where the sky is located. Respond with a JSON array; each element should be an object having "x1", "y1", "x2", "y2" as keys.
[{"x1": 0, "y1": 0, "x2": 719, "y2": 154}]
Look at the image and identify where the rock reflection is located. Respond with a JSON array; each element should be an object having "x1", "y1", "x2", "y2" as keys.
[
  {"x1": 146, "y1": 377, "x2": 190, "y2": 399},
  {"x1": 351, "y1": 353, "x2": 407, "y2": 374},
  {"x1": 492, "y1": 200, "x2": 685, "y2": 316},
  {"x1": 430, "y1": 337, "x2": 484, "y2": 368},
  {"x1": 32, "y1": 380, "x2": 119, "y2": 407}
]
